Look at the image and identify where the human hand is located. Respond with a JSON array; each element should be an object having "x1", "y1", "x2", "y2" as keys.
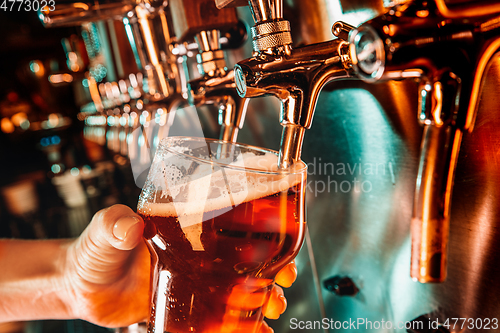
[
  {"x1": 63, "y1": 204, "x2": 149, "y2": 327},
  {"x1": 63, "y1": 204, "x2": 297, "y2": 330}
]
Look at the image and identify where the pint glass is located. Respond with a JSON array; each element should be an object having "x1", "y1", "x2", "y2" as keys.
[{"x1": 138, "y1": 137, "x2": 307, "y2": 333}]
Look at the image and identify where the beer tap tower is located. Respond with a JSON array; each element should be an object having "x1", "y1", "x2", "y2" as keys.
[
  {"x1": 216, "y1": 0, "x2": 355, "y2": 168},
  {"x1": 349, "y1": 0, "x2": 500, "y2": 283}
]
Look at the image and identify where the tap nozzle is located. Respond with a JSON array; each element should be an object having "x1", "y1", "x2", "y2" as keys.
[{"x1": 194, "y1": 30, "x2": 227, "y2": 77}]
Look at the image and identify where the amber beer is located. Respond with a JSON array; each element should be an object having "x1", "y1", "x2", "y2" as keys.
[{"x1": 138, "y1": 147, "x2": 306, "y2": 333}]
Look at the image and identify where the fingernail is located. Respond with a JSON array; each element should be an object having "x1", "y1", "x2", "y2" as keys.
[{"x1": 113, "y1": 216, "x2": 141, "y2": 240}]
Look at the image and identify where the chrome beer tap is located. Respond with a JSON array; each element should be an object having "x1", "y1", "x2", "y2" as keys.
[
  {"x1": 216, "y1": 0, "x2": 354, "y2": 168},
  {"x1": 127, "y1": 2, "x2": 187, "y2": 104},
  {"x1": 40, "y1": 0, "x2": 186, "y2": 105},
  {"x1": 349, "y1": 0, "x2": 500, "y2": 283},
  {"x1": 187, "y1": 29, "x2": 249, "y2": 142},
  {"x1": 168, "y1": 0, "x2": 248, "y2": 142}
]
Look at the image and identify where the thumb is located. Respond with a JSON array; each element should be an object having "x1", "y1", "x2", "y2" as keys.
[
  {"x1": 70, "y1": 204, "x2": 144, "y2": 286},
  {"x1": 95, "y1": 204, "x2": 144, "y2": 251}
]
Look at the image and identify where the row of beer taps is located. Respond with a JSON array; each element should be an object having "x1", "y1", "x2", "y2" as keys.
[{"x1": 41, "y1": 0, "x2": 500, "y2": 284}]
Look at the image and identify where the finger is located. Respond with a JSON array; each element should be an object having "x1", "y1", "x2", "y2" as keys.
[
  {"x1": 226, "y1": 278, "x2": 273, "y2": 310},
  {"x1": 262, "y1": 285, "x2": 286, "y2": 320},
  {"x1": 275, "y1": 261, "x2": 297, "y2": 288},
  {"x1": 259, "y1": 321, "x2": 274, "y2": 333},
  {"x1": 89, "y1": 204, "x2": 144, "y2": 251},
  {"x1": 70, "y1": 204, "x2": 144, "y2": 285}
]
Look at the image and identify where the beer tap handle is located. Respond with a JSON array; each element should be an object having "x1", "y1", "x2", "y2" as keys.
[
  {"x1": 411, "y1": 72, "x2": 461, "y2": 283},
  {"x1": 411, "y1": 24, "x2": 500, "y2": 284},
  {"x1": 127, "y1": 5, "x2": 181, "y2": 101}
]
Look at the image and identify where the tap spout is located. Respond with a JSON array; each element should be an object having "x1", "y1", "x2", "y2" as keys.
[{"x1": 411, "y1": 73, "x2": 462, "y2": 283}]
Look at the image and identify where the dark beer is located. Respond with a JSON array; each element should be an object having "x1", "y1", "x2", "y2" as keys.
[{"x1": 139, "y1": 170, "x2": 305, "y2": 333}]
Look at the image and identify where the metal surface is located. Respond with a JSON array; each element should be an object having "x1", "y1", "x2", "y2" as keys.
[
  {"x1": 250, "y1": 20, "x2": 292, "y2": 52},
  {"x1": 350, "y1": 0, "x2": 500, "y2": 283},
  {"x1": 130, "y1": 4, "x2": 179, "y2": 102},
  {"x1": 165, "y1": 0, "x2": 251, "y2": 143},
  {"x1": 265, "y1": 58, "x2": 500, "y2": 333},
  {"x1": 40, "y1": 0, "x2": 184, "y2": 104}
]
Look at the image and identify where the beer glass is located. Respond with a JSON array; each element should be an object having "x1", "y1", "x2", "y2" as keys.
[{"x1": 138, "y1": 137, "x2": 307, "y2": 333}]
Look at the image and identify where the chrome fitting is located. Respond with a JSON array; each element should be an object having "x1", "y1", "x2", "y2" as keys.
[
  {"x1": 251, "y1": 20, "x2": 292, "y2": 52},
  {"x1": 196, "y1": 50, "x2": 227, "y2": 76}
]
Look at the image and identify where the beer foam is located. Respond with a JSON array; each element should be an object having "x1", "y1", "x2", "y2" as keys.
[
  {"x1": 139, "y1": 151, "x2": 304, "y2": 251},
  {"x1": 138, "y1": 152, "x2": 304, "y2": 218}
]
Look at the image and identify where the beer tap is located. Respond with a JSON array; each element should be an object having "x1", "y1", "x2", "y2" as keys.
[
  {"x1": 216, "y1": 0, "x2": 354, "y2": 168},
  {"x1": 40, "y1": 0, "x2": 192, "y2": 156},
  {"x1": 127, "y1": 2, "x2": 186, "y2": 104},
  {"x1": 348, "y1": 0, "x2": 500, "y2": 283},
  {"x1": 188, "y1": 29, "x2": 249, "y2": 142},
  {"x1": 39, "y1": 0, "x2": 185, "y2": 105},
  {"x1": 168, "y1": 0, "x2": 248, "y2": 142}
]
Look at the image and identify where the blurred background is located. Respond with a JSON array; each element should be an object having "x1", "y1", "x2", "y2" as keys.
[{"x1": 3, "y1": 1, "x2": 500, "y2": 333}]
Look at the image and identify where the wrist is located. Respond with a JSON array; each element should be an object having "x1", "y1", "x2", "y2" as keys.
[
  {"x1": 0, "y1": 239, "x2": 77, "y2": 322},
  {"x1": 56, "y1": 239, "x2": 78, "y2": 320}
]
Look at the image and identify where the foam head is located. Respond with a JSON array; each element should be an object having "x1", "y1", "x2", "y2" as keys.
[{"x1": 138, "y1": 138, "x2": 306, "y2": 250}]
